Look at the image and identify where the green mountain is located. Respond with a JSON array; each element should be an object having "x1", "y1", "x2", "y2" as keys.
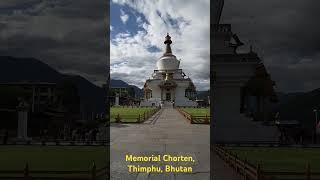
[{"x1": 275, "y1": 89, "x2": 320, "y2": 129}]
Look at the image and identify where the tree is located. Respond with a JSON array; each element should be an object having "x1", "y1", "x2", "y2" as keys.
[
  {"x1": 127, "y1": 86, "x2": 136, "y2": 98},
  {"x1": 0, "y1": 86, "x2": 31, "y2": 108},
  {"x1": 56, "y1": 79, "x2": 80, "y2": 113}
]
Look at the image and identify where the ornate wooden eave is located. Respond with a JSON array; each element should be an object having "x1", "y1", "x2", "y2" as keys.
[
  {"x1": 186, "y1": 82, "x2": 196, "y2": 91},
  {"x1": 159, "y1": 80, "x2": 177, "y2": 89}
]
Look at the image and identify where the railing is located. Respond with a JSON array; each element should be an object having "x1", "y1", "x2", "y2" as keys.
[
  {"x1": 214, "y1": 145, "x2": 320, "y2": 180},
  {"x1": 176, "y1": 106, "x2": 209, "y2": 108},
  {"x1": 113, "y1": 107, "x2": 160, "y2": 123},
  {"x1": 213, "y1": 142, "x2": 320, "y2": 148},
  {"x1": 176, "y1": 108, "x2": 210, "y2": 124},
  {"x1": 111, "y1": 105, "x2": 140, "y2": 108},
  {"x1": 0, "y1": 163, "x2": 108, "y2": 180}
]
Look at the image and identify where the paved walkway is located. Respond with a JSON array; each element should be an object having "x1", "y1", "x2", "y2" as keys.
[{"x1": 110, "y1": 108, "x2": 239, "y2": 180}]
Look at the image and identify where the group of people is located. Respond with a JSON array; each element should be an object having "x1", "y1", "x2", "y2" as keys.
[
  {"x1": 70, "y1": 128, "x2": 99, "y2": 143},
  {"x1": 39, "y1": 127, "x2": 103, "y2": 143}
]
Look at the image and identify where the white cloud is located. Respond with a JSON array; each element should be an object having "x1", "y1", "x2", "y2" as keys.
[
  {"x1": 110, "y1": 25, "x2": 113, "y2": 31},
  {"x1": 111, "y1": 0, "x2": 210, "y2": 90},
  {"x1": 120, "y1": 9, "x2": 129, "y2": 24},
  {"x1": 136, "y1": 16, "x2": 142, "y2": 24},
  {"x1": 1, "y1": 0, "x2": 108, "y2": 86}
]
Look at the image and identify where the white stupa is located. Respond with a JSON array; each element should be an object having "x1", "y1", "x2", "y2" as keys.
[{"x1": 140, "y1": 34, "x2": 197, "y2": 107}]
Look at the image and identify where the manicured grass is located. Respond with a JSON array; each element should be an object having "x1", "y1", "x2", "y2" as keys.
[
  {"x1": 0, "y1": 146, "x2": 108, "y2": 171},
  {"x1": 181, "y1": 107, "x2": 210, "y2": 116},
  {"x1": 110, "y1": 107, "x2": 156, "y2": 122},
  {"x1": 228, "y1": 147, "x2": 320, "y2": 171}
]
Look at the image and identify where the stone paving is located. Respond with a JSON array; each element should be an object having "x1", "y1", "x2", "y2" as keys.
[{"x1": 110, "y1": 108, "x2": 240, "y2": 180}]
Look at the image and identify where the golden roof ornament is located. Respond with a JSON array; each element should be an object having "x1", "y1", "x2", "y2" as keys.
[{"x1": 164, "y1": 33, "x2": 173, "y2": 55}]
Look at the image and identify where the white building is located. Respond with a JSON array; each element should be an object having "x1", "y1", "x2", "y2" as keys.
[
  {"x1": 212, "y1": 4, "x2": 280, "y2": 142},
  {"x1": 140, "y1": 34, "x2": 197, "y2": 107}
]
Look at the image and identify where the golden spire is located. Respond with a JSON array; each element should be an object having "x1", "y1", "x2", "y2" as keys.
[{"x1": 164, "y1": 33, "x2": 172, "y2": 54}]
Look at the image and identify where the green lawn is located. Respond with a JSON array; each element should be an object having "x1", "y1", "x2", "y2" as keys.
[
  {"x1": 181, "y1": 107, "x2": 210, "y2": 116},
  {"x1": 228, "y1": 147, "x2": 320, "y2": 171},
  {"x1": 0, "y1": 146, "x2": 108, "y2": 171},
  {"x1": 110, "y1": 107, "x2": 156, "y2": 122}
]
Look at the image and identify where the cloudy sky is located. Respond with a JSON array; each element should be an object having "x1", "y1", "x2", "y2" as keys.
[
  {"x1": 110, "y1": 0, "x2": 210, "y2": 91},
  {"x1": 221, "y1": 0, "x2": 320, "y2": 93},
  {"x1": 0, "y1": 0, "x2": 108, "y2": 86},
  {"x1": 2, "y1": 0, "x2": 317, "y2": 93}
]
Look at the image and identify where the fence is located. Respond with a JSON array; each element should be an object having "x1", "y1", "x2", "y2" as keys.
[
  {"x1": 111, "y1": 105, "x2": 140, "y2": 108},
  {"x1": 176, "y1": 108, "x2": 210, "y2": 124},
  {"x1": 176, "y1": 106, "x2": 209, "y2": 108},
  {"x1": 0, "y1": 163, "x2": 108, "y2": 180},
  {"x1": 214, "y1": 145, "x2": 320, "y2": 180},
  {"x1": 213, "y1": 142, "x2": 320, "y2": 148},
  {"x1": 113, "y1": 107, "x2": 160, "y2": 123}
]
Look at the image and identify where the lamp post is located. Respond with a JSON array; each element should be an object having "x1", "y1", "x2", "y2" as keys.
[{"x1": 313, "y1": 109, "x2": 318, "y2": 144}]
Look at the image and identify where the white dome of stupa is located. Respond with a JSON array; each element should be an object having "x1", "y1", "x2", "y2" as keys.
[{"x1": 156, "y1": 34, "x2": 180, "y2": 71}]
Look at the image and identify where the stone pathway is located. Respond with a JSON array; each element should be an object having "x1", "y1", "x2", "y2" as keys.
[{"x1": 110, "y1": 108, "x2": 239, "y2": 180}]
